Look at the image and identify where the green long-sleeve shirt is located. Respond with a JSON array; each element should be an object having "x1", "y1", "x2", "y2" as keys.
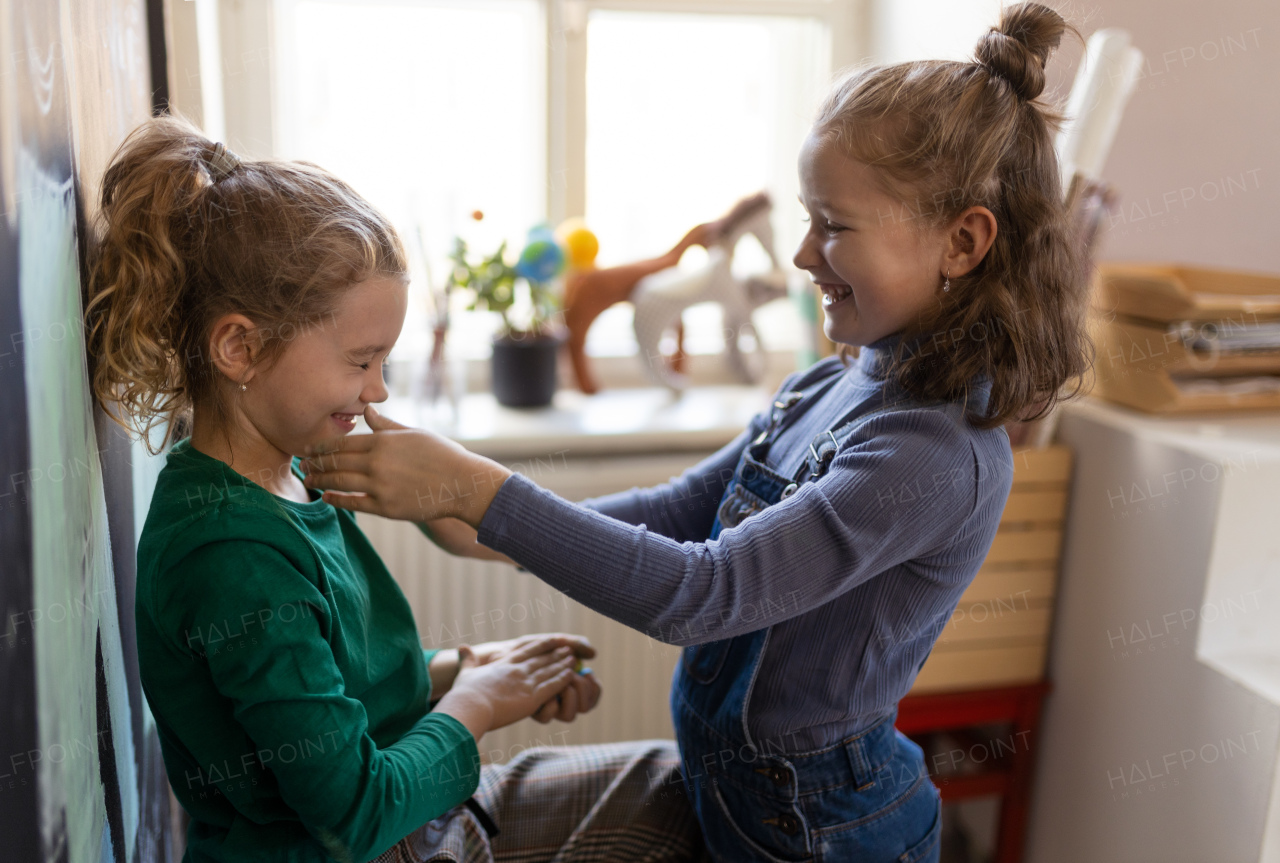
[{"x1": 136, "y1": 437, "x2": 480, "y2": 863}]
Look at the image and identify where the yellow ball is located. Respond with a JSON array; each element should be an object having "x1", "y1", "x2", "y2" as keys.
[{"x1": 556, "y1": 218, "x2": 599, "y2": 270}]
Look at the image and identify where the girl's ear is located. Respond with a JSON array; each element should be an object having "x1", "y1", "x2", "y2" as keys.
[
  {"x1": 943, "y1": 206, "x2": 998, "y2": 277},
  {"x1": 207, "y1": 313, "x2": 261, "y2": 384}
]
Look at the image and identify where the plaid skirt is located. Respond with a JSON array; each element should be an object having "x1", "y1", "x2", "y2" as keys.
[{"x1": 368, "y1": 739, "x2": 709, "y2": 863}]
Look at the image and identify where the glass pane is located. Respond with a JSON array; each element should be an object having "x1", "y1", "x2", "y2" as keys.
[
  {"x1": 584, "y1": 11, "x2": 829, "y2": 357},
  {"x1": 275, "y1": 0, "x2": 544, "y2": 361}
]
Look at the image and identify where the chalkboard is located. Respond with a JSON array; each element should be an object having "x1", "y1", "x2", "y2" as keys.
[{"x1": 0, "y1": 0, "x2": 177, "y2": 860}]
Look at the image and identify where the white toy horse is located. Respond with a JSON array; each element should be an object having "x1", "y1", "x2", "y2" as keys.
[{"x1": 631, "y1": 191, "x2": 789, "y2": 390}]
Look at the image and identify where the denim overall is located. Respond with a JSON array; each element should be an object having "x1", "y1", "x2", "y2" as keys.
[{"x1": 670, "y1": 371, "x2": 943, "y2": 863}]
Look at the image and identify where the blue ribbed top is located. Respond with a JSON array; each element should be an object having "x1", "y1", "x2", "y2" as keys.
[{"x1": 477, "y1": 334, "x2": 1014, "y2": 750}]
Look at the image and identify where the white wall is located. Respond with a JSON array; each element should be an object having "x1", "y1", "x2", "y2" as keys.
[
  {"x1": 871, "y1": 0, "x2": 1279, "y2": 275},
  {"x1": 870, "y1": 0, "x2": 1007, "y2": 65},
  {"x1": 1044, "y1": 0, "x2": 1278, "y2": 274}
]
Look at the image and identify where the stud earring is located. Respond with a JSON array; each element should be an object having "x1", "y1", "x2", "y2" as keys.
[{"x1": 239, "y1": 383, "x2": 247, "y2": 392}]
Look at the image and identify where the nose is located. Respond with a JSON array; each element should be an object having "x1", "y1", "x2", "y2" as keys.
[
  {"x1": 364, "y1": 365, "x2": 390, "y2": 404},
  {"x1": 793, "y1": 230, "x2": 821, "y2": 272}
]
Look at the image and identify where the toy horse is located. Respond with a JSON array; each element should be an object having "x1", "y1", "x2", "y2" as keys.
[
  {"x1": 561, "y1": 223, "x2": 712, "y2": 394},
  {"x1": 561, "y1": 191, "x2": 788, "y2": 394},
  {"x1": 631, "y1": 192, "x2": 787, "y2": 390}
]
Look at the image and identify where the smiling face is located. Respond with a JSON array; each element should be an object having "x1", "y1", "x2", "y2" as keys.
[
  {"x1": 793, "y1": 130, "x2": 947, "y2": 348},
  {"x1": 226, "y1": 274, "x2": 408, "y2": 459}
]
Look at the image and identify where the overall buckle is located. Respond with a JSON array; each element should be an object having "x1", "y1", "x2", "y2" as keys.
[{"x1": 805, "y1": 430, "x2": 840, "y2": 480}]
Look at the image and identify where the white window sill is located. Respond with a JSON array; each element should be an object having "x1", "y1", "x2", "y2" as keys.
[{"x1": 374, "y1": 351, "x2": 802, "y2": 459}]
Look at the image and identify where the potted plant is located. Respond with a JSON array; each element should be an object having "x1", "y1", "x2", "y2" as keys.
[{"x1": 448, "y1": 229, "x2": 564, "y2": 408}]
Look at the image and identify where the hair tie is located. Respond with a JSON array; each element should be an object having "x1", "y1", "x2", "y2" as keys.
[{"x1": 206, "y1": 141, "x2": 242, "y2": 182}]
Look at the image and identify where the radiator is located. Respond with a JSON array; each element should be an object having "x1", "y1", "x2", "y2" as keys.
[{"x1": 355, "y1": 451, "x2": 712, "y2": 764}]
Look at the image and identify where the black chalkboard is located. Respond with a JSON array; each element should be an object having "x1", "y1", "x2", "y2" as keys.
[{"x1": 0, "y1": 0, "x2": 177, "y2": 859}]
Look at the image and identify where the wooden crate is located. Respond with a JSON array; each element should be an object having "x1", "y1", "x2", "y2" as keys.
[
  {"x1": 1088, "y1": 263, "x2": 1280, "y2": 414},
  {"x1": 909, "y1": 445, "x2": 1073, "y2": 694}
]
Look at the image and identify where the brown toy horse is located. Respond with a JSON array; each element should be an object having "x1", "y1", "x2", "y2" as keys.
[{"x1": 562, "y1": 191, "x2": 779, "y2": 394}]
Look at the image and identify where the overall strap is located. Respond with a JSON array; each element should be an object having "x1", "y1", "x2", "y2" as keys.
[
  {"x1": 798, "y1": 393, "x2": 950, "y2": 483},
  {"x1": 752, "y1": 363, "x2": 847, "y2": 452}
]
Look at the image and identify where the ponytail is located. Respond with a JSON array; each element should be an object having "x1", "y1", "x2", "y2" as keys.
[{"x1": 86, "y1": 116, "x2": 222, "y2": 452}]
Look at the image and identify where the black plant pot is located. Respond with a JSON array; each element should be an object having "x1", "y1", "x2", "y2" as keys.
[{"x1": 490, "y1": 332, "x2": 560, "y2": 408}]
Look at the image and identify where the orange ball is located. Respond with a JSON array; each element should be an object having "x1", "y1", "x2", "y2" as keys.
[
  {"x1": 555, "y1": 218, "x2": 599, "y2": 269},
  {"x1": 471, "y1": 210, "x2": 485, "y2": 221}
]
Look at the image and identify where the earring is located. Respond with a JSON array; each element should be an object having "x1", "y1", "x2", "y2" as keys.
[
  {"x1": 942, "y1": 270, "x2": 951, "y2": 293},
  {"x1": 239, "y1": 383, "x2": 247, "y2": 392}
]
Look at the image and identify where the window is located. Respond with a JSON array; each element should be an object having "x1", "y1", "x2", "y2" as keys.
[
  {"x1": 582, "y1": 9, "x2": 829, "y2": 358},
  {"x1": 265, "y1": 0, "x2": 861, "y2": 378},
  {"x1": 274, "y1": 0, "x2": 546, "y2": 363}
]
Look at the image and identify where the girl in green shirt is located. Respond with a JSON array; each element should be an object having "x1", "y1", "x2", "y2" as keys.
[{"x1": 85, "y1": 114, "x2": 705, "y2": 863}]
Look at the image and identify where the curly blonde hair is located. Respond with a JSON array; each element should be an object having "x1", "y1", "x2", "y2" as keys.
[
  {"x1": 820, "y1": 1, "x2": 1094, "y2": 429},
  {"x1": 84, "y1": 114, "x2": 408, "y2": 455}
]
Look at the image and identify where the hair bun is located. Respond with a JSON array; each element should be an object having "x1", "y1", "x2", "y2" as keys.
[{"x1": 974, "y1": 1, "x2": 1067, "y2": 102}]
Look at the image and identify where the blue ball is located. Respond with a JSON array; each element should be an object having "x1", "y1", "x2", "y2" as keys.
[{"x1": 515, "y1": 238, "x2": 566, "y2": 283}]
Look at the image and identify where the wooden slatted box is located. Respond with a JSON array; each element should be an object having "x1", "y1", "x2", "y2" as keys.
[
  {"x1": 1089, "y1": 263, "x2": 1280, "y2": 414},
  {"x1": 909, "y1": 445, "x2": 1073, "y2": 693}
]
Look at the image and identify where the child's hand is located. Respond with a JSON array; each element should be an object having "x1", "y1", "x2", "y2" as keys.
[
  {"x1": 472, "y1": 633, "x2": 595, "y2": 667},
  {"x1": 531, "y1": 663, "x2": 601, "y2": 724},
  {"x1": 433, "y1": 638, "x2": 580, "y2": 740},
  {"x1": 473, "y1": 634, "x2": 601, "y2": 723},
  {"x1": 300, "y1": 406, "x2": 513, "y2": 527}
]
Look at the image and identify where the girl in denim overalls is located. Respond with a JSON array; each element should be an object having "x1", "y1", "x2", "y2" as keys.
[{"x1": 302, "y1": 4, "x2": 1094, "y2": 861}]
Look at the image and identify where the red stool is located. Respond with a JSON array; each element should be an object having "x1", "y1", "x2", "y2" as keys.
[{"x1": 896, "y1": 682, "x2": 1052, "y2": 863}]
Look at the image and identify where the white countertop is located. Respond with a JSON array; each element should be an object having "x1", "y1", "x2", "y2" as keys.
[{"x1": 374, "y1": 384, "x2": 773, "y2": 460}]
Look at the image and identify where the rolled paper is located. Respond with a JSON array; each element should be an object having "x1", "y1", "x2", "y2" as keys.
[{"x1": 1056, "y1": 28, "x2": 1144, "y2": 189}]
